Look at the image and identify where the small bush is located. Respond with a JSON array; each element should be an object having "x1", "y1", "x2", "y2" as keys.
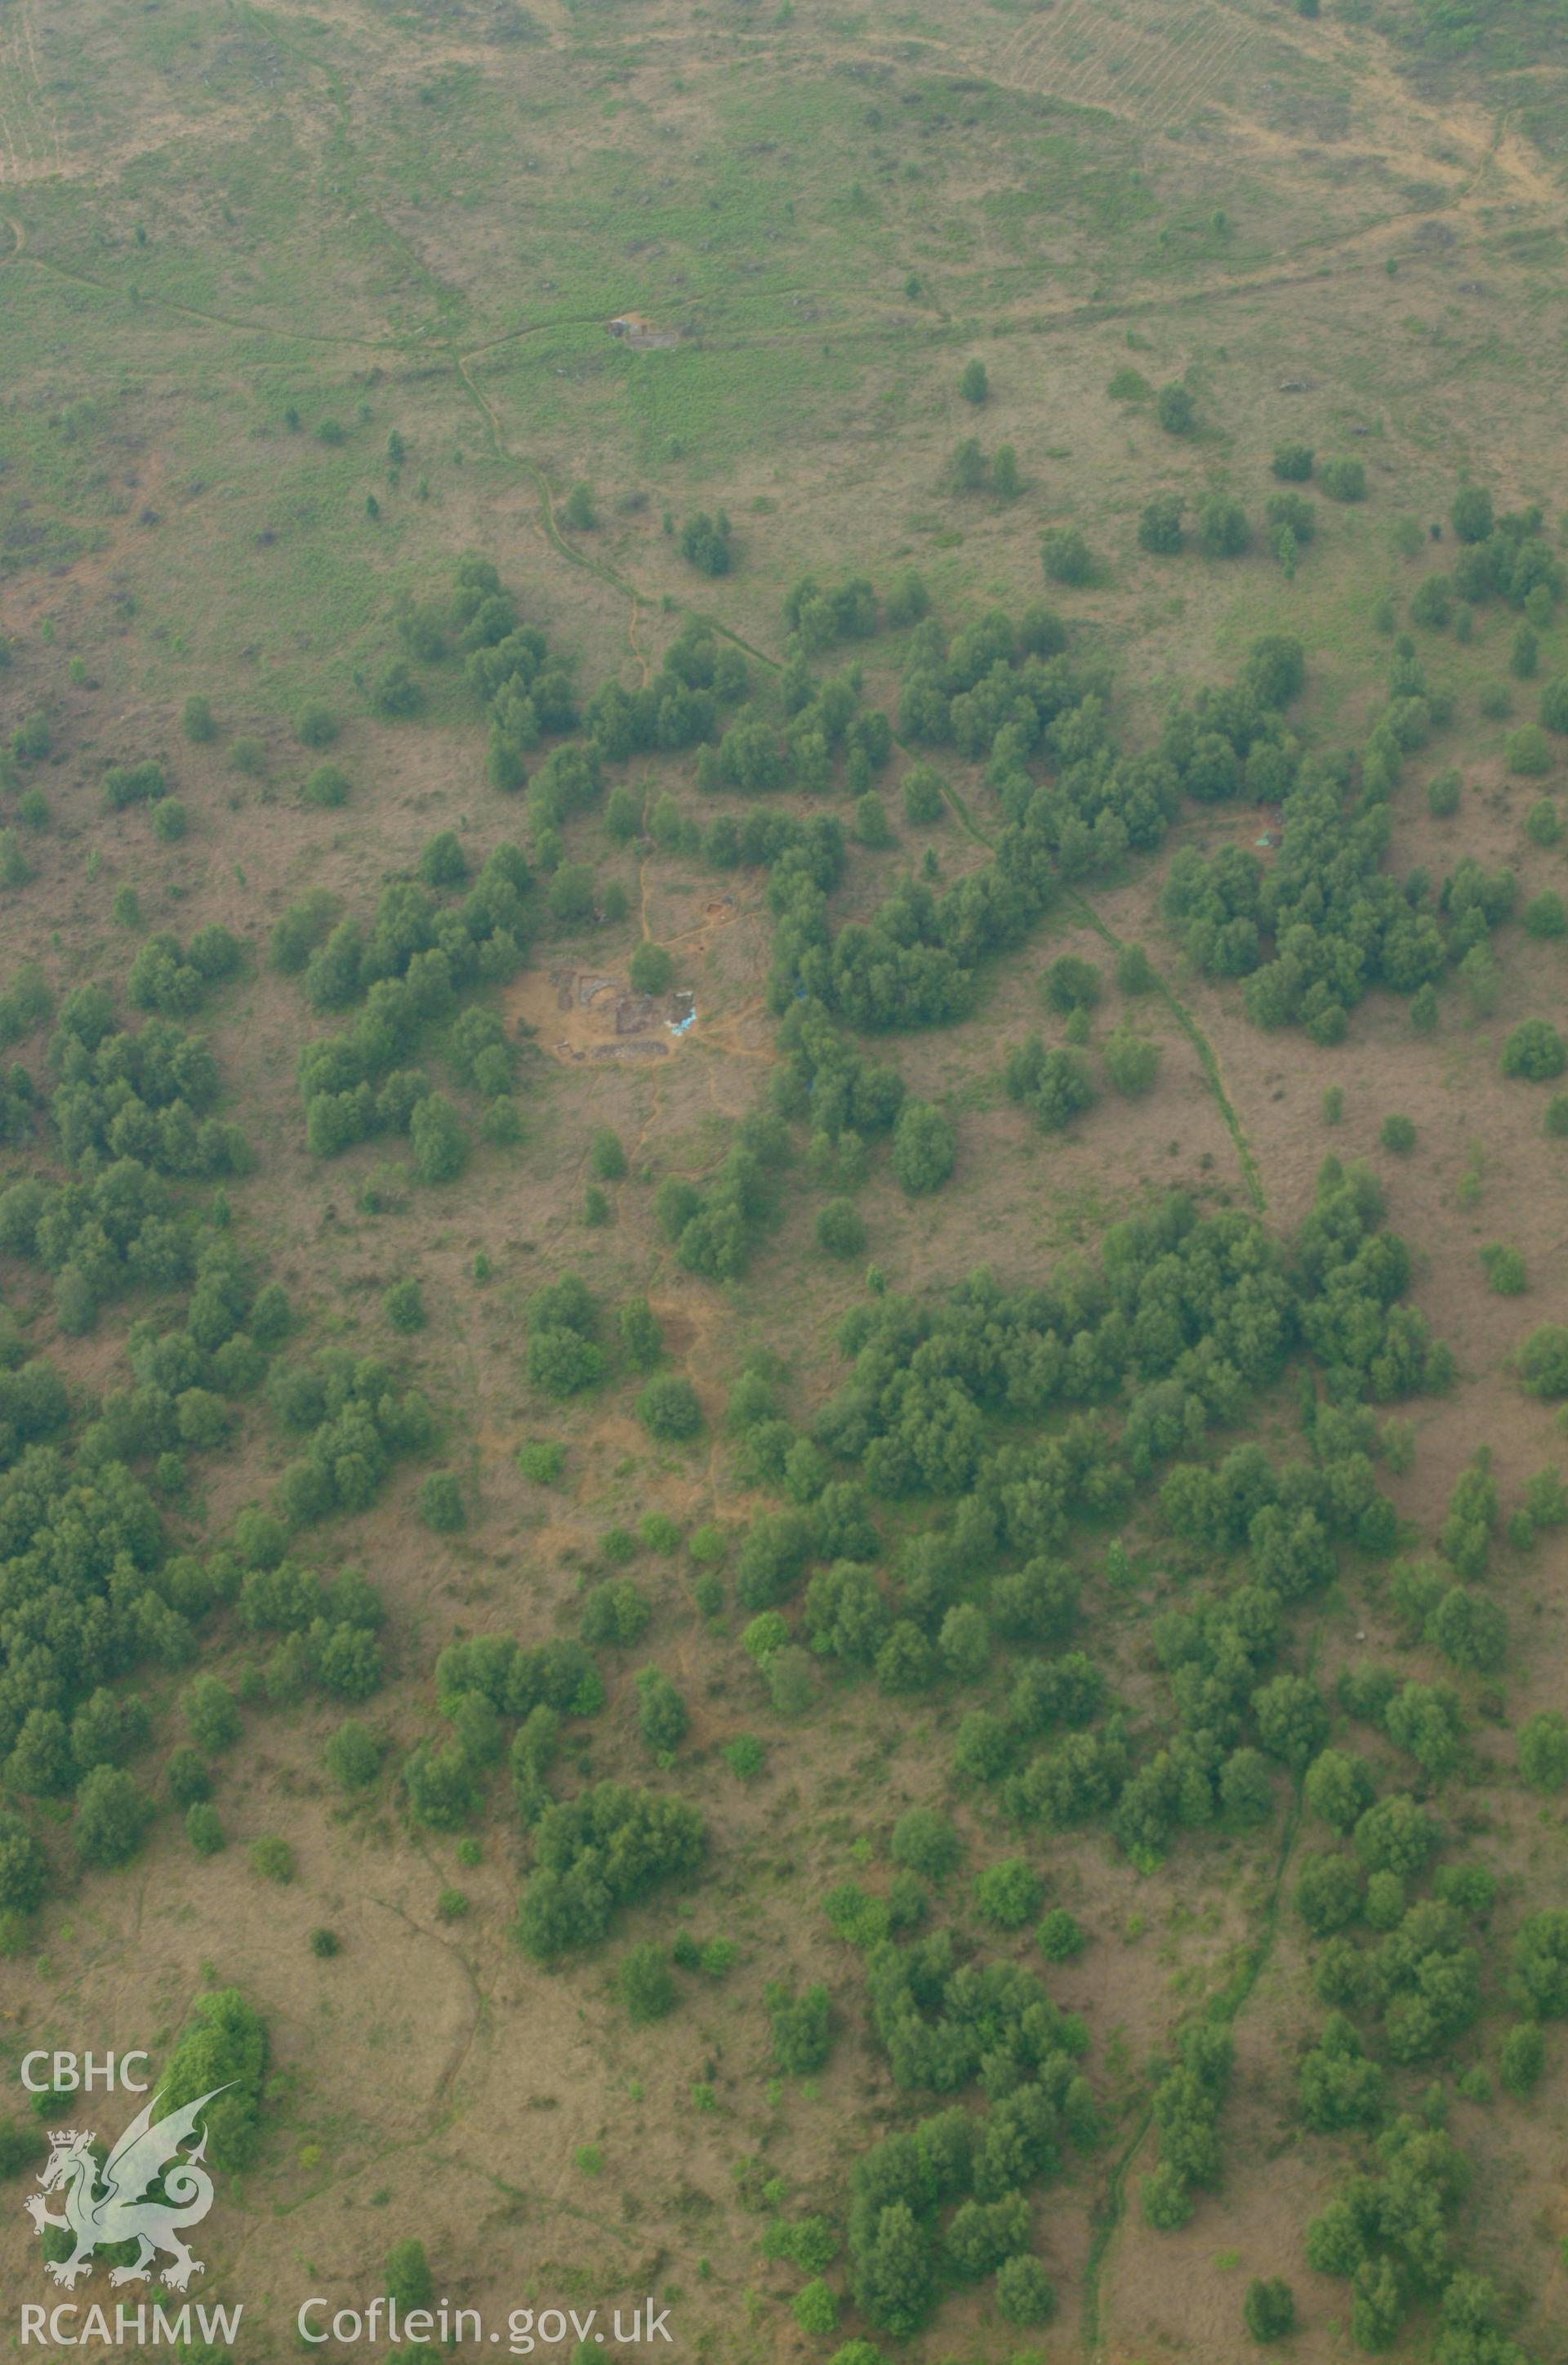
[
  {"x1": 1480, "y1": 1243, "x2": 1526, "y2": 1295},
  {"x1": 1104, "y1": 1027, "x2": 1160, "y2": 1096},
  {"x1": 385, "y1": 2239, "x2": 434, "y2": 2312},
  {"x1": 1044, "y1": 954, "x2": 1102, "y2": 1014},
  {"x1": 1320, "y1": 457, "x2": 1367, "y2": 502},
  {"x1": 901, "y1": 765, "x2": 947, "y2": 825},
  {"x1": 617, "y1": 1941, "x2": 676, "y2": 2024},
  {"x1": 165, "y1": 1746, "x2": 211, "y2": 1808},
  {"x1": 383, "y1": 1278, "x2": 425, "y2": 1332},
  {"x1": 889, "y1": 1809, "x2": 963, "y2": 1882},
  {"x1": 1519, "y1": 1711, "x2": 1568, "y2": 1792},
  {"x1": 722, "y1": 1734, "x2": 765, "y2": 1779},
  {"x1": 1243, "y1": 2278, "x2": 1296, "y2": 2344},
  {"x1": 1506, "y1": 725, "x2": 1552, "y2": 776},
  {"x1": 1038, "y1": 1908, "x2": 1086, "y2": 1961},
  {"x1": 1197, "y1": 495, "x2": 1250, "y2": 558},
  {"x1": 324, "y1": 1720, "x2": 385, "y2": 1791},
  {"x1": 891, "y1": 1100, "x2": 956, "y2": 1195},
  {"x1": 1272, "y1": 444, "x2": 1314, "y2": 481},
  {"x1": 1499, "y1": 2022, "x2": 1545, "y2": 2095},
  {"x1": 629, "y1": 940, "x2": 673, "y2": 996},
  {"x1": 1138, "y1": 494, "x2": 1185, "y2": 555},
  {"x1": 1520, "y1": 1326, "x2": 1568, "y2": 1396},
  {"x1": 973, "y1": 1858, "x2": 1044, "y2": 1930},
  {"x1": 1156, "y1": 382, "x2": 1195, "y2": 435},
  {"x1": 517, "y1": 1439, "x2": 566, "y2": 1485},
  {"x1": 1041, "y1": 528, "x2": 1093, "y2": 587},
  {"x1": 186, "y1": 1802, "x2": 224, "y2": 1856},
  {"x1": 996, "y1": 2255, "x2": 1055, "y2": 2327},
  {"x1": 251, "y1": 1835, "x2": 295, "y2": 1884},
  {"x1": 590, "y1": 1127, "x2": 626, "y2": 1181},
  {"x1": 817, "y1": 1198, "x2": 866, "y2": 1260},
  {"x1": 1116, "y1": 941, "x2": 1154, "y2": 993},
  {"x1": 637, "y1": 1375, "x2": 702, "y2": 1441},
  {"x1": 296, "y1": 701, "x2": 339, "y2": 749},
  {"x1": 792, "y1": 2280, "x2": 839, "y2": 2336},
  {"x1": 1502, "y1": 1020, "x2": 1566, "y2": 1082},
  {"x1": 419, "y1": 1472, "x2": 466, "y2": 1532},
  {"x1": 1379, "y1": 1113, "x2": 1416, "y2": 1154},
  {"x1": 301, "y1": 763, "x2": 350, "y2": 809}
]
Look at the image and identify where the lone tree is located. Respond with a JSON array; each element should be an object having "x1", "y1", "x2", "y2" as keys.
[
  {"x1": 680, "y1": 511, "x2": 732, "y2": 576},
  {"x1": 1244, "y1": 2278, "x2": 1296, "y2": 2343},
  {"x1": 385, "y1": 2239, "x2": 434, "y2": 2313},
  {"x1": 1156, "y1": 382, "x2": 1196, "y2": 435},
  {"x1": 891, "y1": 1101, "x2": 956, "y2": 1194},
  {"x1": 630, "y1": 941, "x2": 673, "y2": 996}
]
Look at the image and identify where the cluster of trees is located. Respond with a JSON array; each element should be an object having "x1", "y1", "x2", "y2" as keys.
[
  {"x1": 160, "y1": 1987, "x2": 270, "y2": 2172},
  {"x1": 652, "y1": 1108, "x2": 792, "y2": 1281},
  {"x1": 725, "y1": 615, "x2": 1307, "y2": 1060},
  {"x1": 1141, "y1": 2023, "x2": 1234, "y2": 2229},
  {"x1": 0, "y1": 1428, "x2": 192, "y2": 1907},
  {"x1": 1007, "y1": 1002, "x2": 1163, "y2": 1130},
  {"x1": 784, "y1": 576, "x2": 878, "y2": 654},
  {"x1": 45, "y1": 993, "x2": 249, "y2": 1182},
  {"x1": 230, "y1": 1528, "x2": 385, "y2": 1705},
  {"x1": 287, "y1": 840, "x2": 532, "y2": 1162},
  {"x1": 819, "y1": 1934, "x2": 1091, "y2": 2335},
  {"x1": 0, "y1": 1267, "x2": 302, "y2": 1854},
  {"x1": 265, "y1": 1346, "x2": 436, "y2": 1528},
  {"x1": 710, "y1": 1173, "x2": 1450, "y2": 1919},
  {"x1": 399, "y1": 1626, "x2": 610, "y2": 1835},
  {"x1": 383, "y1": 554, "x2": 585, "y2": 794},
  {"x1": 952, "y1": 436, "x2": 1020, "y2": 500},
  {"x1": 584, "y1": 622, "x2": 748, "y2": 765},
  {"x1": 1, "y1": 1157, "x2": 194, "y2": 1336},
  {"x1": 126, "y1": 925, "x2": 242, "y2": 1019},
  {"x1": 0, "y1": 988, "x2": 252, "y2": 1323},
  {"x1": 772, "y1": 1001, "x2": 906, "y2": 1152},
  {"x1": 691, "y1": 675, "x2": 895, "y2": 806},
  {"x1": 514, "y1": 1780, "x2": 706, "y2": 1959},
  {"x1": 1388, "y1": 1558, "x2": 1506, "y2": 1675},
  {"x1": 1303, "y1": 2113, "x2": 1485, "y2": 2350},
  {"x1": 655, "y1": 803, "x2": 846, "y2": 887},
  {"x1": 524, "y1": 1272, "x2": 606, "y2": 1399},
  {"x1": 1164, "y1": 628, "x2": 1539, "y2": 1041},
  {"x1": 1445, "y1": 489, "x2": 1562, "y2": 612},
  {"x1": 680, "y1": 511, "x2": 732, "y2": 577},
  {"x1": 807, "y1": 1176, "x2": 1429, "y2": 1512},
  {"x1": 1004, "y1": 1037, "x2": 1096, "y2": 1135}
]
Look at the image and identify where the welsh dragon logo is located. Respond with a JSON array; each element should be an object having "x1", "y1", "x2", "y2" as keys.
[{"x1": 24, "y1": 2085, "x2": 229, "y2": 2291}]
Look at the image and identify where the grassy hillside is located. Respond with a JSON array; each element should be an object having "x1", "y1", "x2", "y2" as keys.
[{"x1": 2, "y1": 4, "x2": 1568, "y2": 2363}]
